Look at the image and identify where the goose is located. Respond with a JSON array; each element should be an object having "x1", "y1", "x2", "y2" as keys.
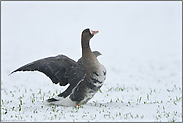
[{"x1": 10, "y1": 28, "x2": 106, "y2": 106}]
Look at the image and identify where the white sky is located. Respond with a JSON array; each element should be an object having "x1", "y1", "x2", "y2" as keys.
[{"x1": 1, "y1": 1, "x2": 182, "y2": 72}]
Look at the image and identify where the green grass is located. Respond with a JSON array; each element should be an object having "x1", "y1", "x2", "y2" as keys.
[{"x1": 1, "y1": 84, "x2": 182, "y2": 122}]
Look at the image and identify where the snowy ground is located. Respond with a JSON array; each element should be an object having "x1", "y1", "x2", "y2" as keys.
[{"x1": 1, "y1": 1, "x2": 182, "y2": 122}]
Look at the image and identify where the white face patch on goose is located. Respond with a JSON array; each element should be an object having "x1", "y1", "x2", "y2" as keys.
[{"x1": 89, "y1": 29, "x2": 93, "y2": 35}]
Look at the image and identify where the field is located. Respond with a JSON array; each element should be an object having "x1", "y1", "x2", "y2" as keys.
[{"x1": 1, "y1": 1, "x2": 182, "y2": 122}]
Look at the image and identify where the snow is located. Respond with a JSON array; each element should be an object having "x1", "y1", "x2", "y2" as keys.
[{"x1": 1, "y1": 1, "x2": 182, "y2": 122}]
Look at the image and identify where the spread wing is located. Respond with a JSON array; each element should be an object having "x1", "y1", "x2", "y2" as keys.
[
  {"x1": 10, "y1": 55, "x2": 85, "y2": 97},
  {"x1": 10, "y1": 51, "x2": 102, "y2": 98}
]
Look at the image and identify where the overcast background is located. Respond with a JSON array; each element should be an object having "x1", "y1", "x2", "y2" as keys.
[{"x1": 1, "y1": 1, "x2": 182, "y2": 121}]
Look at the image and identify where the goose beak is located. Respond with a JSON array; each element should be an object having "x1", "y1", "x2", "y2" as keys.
[{"x1": 91, "y1": 30, "x2": 99, "y2": 35}]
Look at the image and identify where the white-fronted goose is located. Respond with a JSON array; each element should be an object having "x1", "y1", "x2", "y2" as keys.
[{"x1": 10, "y1": 28, "x2": 106, "y2": 106}]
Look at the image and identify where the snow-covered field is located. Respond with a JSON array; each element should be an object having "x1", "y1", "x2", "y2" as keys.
[{"x1": 1, "y1": 1, "x2": 182, "y2": 122}]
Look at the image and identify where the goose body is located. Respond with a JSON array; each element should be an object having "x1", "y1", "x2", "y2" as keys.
[{"x1": 10, "y1": 28, "x2": 106, "y2": 106}]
